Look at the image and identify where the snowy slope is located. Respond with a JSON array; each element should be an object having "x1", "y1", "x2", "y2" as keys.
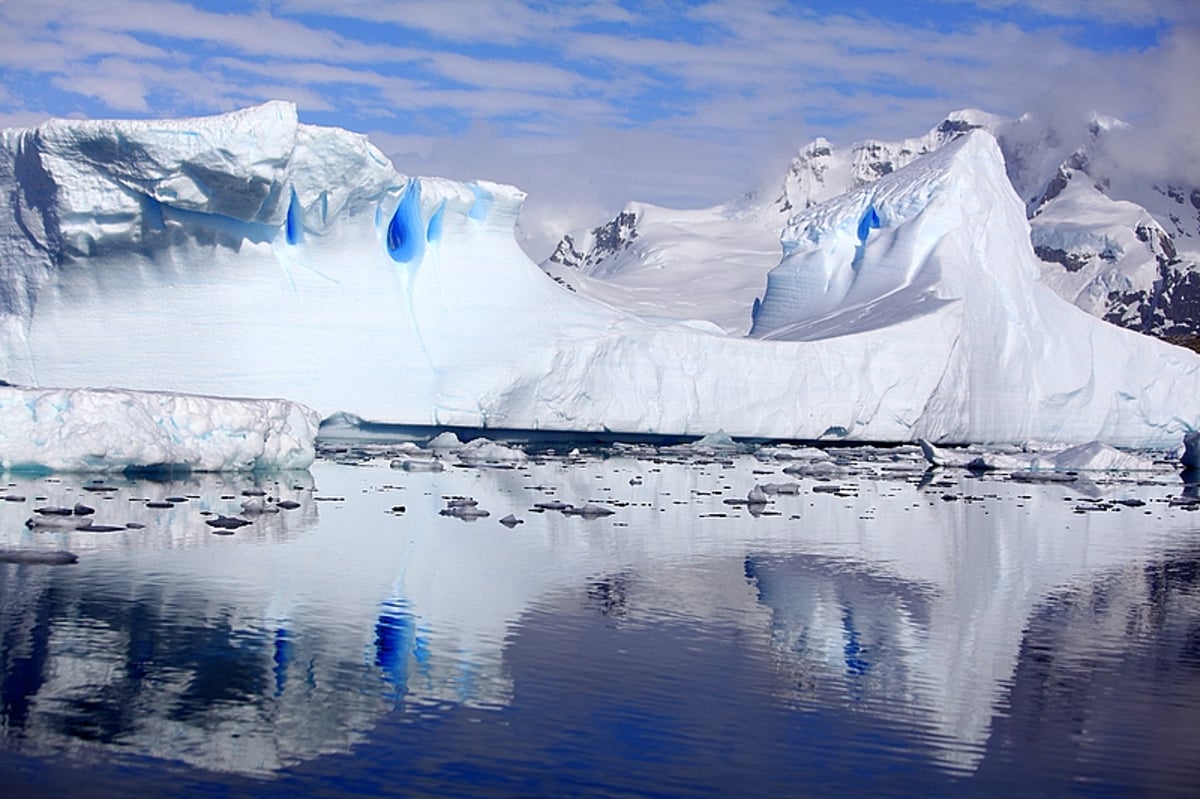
[
  {"x1": 0, "y1": 103, "x2": 1197, "y2": 446},
  {"x1": 542, "y1": 111, "x2": 1005, "y2": 334},
  {"x1": 542, "y1": 200, "x2": 780, "y2": 334},
  {"x1": 1029, "y1": 171, "x2": 1165, "y2": 318},
  {"x1": 748, "y1": 130, "x2": 1198, "y2": 444},
  {"x1": 773, "y1": 110, "x2": 1009, "y2": 215},
  {"x1": 546, "y1": 110, "x2": 1200, "y2": 339}
]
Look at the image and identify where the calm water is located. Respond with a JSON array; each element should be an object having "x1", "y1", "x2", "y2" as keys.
[{"x1": 0, "y1": 441, "x2": 1198, "y2": 797}]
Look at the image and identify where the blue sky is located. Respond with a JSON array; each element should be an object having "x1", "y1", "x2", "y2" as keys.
[{"x1": 2, "y1": 0, "x2": 1198, "y2": 254}]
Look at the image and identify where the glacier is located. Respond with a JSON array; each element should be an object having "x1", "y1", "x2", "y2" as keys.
[
  {"x1": 1, "y1": 102, "x2": 1198, "y2": 447},
  {"x1": 0, "y1": 385, "x2": 318, "y2": 472}
]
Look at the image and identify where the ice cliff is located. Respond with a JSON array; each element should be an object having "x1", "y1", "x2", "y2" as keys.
[
  {"x1": 1, "y1": 103, "x2": 1197, "y2": 446},
  {"x1": 0, "y1": 385, "x2": 317, "y2": 471}
]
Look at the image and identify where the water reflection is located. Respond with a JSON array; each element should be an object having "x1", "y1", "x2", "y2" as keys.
[
  {"x1": 0, "y1": 449, "x2": 1197, "y2": 788},
  {"x1": 981, "y1": 549, "x2": 1200, "y2": 793}
]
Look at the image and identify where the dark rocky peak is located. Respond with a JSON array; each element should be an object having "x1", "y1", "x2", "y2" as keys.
[{"x1": 545, "y1": 209, "x2": 640, "y2": 271}]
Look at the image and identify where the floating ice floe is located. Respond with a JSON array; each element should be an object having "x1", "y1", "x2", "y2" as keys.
[
  {"x1": 0, "y1": 385, "x2": 318, "y2": 473},
  {"x1": 455, "y1": 438, "x2": 528, "y2": 465},
  {"x1": 918, "y1": 438, "x2": 1156, "y2": 472}
]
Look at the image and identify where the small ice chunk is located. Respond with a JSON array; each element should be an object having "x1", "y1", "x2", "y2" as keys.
[
  {"x1": 457, "y1": 438, "x2": 527, "y2": 464},
  {"x1": 391, "y1": 457, "x2": 444, "y2": 472},
  {"x1": 920, "y1": 438, "x2": 1155, "y2": 471},
  {"x1": 561, "y1": 503, "x2": 614, "y2": 517},
  {"x1": 241, "y1": 497, "x2": 281, "y2": 515},
  {"x1": 440, "y1": 505, "x2": 490, "y2": 519},
  {"x1": 426, "y1": 432, "x2": 464, "y2": 450},
  {"x1": 0, "y1": 548, "x2": 78, "y2": 565}
]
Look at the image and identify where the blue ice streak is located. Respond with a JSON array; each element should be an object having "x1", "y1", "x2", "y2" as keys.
[
  {"x1": 285, "y1": 189, "x2": 303, "y2": 245},
  {"x1": 857, "y1": 205, "x2": 881, "y2": 242},
  {"x1": 426, "y1": 199, "x2": 446, "y2": 244},
  {"x1": 387, "y1": 180, "x2": 424, "y2": 264}
]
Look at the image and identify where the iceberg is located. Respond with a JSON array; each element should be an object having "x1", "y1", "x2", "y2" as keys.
[
  {"x1": 1, "y1": 103, "x2": 1198, "y2": 447},
  {"x1": 0, "y1": 385, "x2": 318, "y2": 472},
  {"x1": 751, "y1": 132, "x2": 1200, "y2": 445}
]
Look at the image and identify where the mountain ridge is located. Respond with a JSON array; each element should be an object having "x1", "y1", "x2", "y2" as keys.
[{"x1": 543, "y1": 109, "x2": 1200, "y2": 341}]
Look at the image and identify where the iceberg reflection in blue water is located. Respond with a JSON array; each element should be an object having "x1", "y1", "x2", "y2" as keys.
[{"x1": 0, "y1": 446, "x2": 1196, "y2": 797}]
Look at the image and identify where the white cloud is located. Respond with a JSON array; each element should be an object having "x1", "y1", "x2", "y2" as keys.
[{"x1": 959, "y1": 0, "x2": 1200, "y2": 25}]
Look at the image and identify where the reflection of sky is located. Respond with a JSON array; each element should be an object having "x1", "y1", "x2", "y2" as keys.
[{"x1": 0, "y1": 450, "x2": 1195, "y2": 777}]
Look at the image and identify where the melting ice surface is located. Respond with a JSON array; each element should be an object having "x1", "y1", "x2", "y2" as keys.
[
  {"x1": 0, "y1": 385, "x2": 319, "y2": 472},
  {"x1": 1, "y1": 103, "x2": 1198, "y2": 446},
  {"x1": 0, "y1": 438, "x2": 1197, "y2": 796}
]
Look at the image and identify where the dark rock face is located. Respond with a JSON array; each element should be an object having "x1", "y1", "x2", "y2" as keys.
[
  {"x1": 1034, "y1": 245, "x2": 1092, "y2": 273},
  {"x1": 936, "y1": 118, "x2": 981, "y2": 136},
  {"x1": 1101, "y1": 247, "x2": 1200, "y2": 337},
  {"x1": 546, "y1": 210, "x2": 639, "y2": 272},
  {"x1": 1148, "y1": 267, "x2": 1200, "y2": 337},
  {"x1": 1135, "y1": 222, "x2": 1177, "y2": 261},
  {"x1": 1153, "y1": 184, "x2": 1200, "y2": 239},
  {"x1": 545, "y1": 234, "x2": 586, "y2": 268}
]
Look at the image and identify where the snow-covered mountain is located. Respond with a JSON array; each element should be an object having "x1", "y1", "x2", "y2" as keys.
[
  {"x1": 1, "y1": 103, "x2": 1198, "y2": 446},
  {"x1": 542, "y1": 109, "x2": 1011, "y2": 335},
  {"x1": 542, "y1": 199, "x2": 780, "y2": 334},
  {"x1": 545, "y1": 110, "x2": 1200, "y2": 341}
]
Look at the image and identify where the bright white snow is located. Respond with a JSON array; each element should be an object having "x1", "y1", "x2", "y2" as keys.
[
  {"x1": 750, "y1": 131, "x2": 1200, "y2": 445},
  {"x1": 0, "y1": 385, "x2": 318, "y2": 472},
  {"x1": 1, "y1": 103, "x2": 1198, "y2": 447},
  {"x1": 541, "y1": 200, "x2": 782, "y2": 335}
]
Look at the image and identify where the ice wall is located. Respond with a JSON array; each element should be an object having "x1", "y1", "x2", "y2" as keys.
[
  {"x1": 751, "y1": 132, "x2": 1200, "y2": 444},
  {"x1": 0, "y1": 104, "x2": 1197, "y2": 446},
  {"x1": 0, "y1": 385, "x2": 318, "y2": 471}
]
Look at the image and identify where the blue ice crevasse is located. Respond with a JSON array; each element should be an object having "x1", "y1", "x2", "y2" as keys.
[
  {"x1": 285, "y1": 188, "x2": 303, "y2": 245},
  {"x1": 467, "y1": 183, "x2": 492, "y2": 221},
  {"x1": 856, "y1": 205, "x2": 881, "y2": 243},
  {"x1": 426, "y1": 199, "x2": 446, "y2": 244},
  {"x1": 141, "y1": 193, "x2": 165, "y2": 233},
  {"x1": 387, "y1": 179, "x2": 425, "y2": 264},
  {"x1": 851, "y1": 205, "x2": 882, "y2": 272}
]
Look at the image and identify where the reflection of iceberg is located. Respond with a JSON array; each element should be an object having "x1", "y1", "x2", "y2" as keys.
[
  {"x1": 988, "y1": 550, "x2": 1200, "y2": 788},
  {"x1": 739, "y1": 466, "x2": 1193, "y2": 772},
  {"x1": 745, "y1": 556, "x2": 937, "y2": 710},
  {"x1": 0, "y1": 461, "x2": 573, "y2": 773},
  {"x1": 0, "y1": 451, "x2": 1194, "y2": 777},
  {"x1": 0, "y1": 470, "x2": 398, "y2": 774}
]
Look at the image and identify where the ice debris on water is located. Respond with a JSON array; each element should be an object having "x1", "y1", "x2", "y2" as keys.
[
  {"x1": 918, "y1": 438, "x2": 1156, "y2": 472},
  {"x1": 440, "y1": 496, "x2": 490, "y2": 520}
]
